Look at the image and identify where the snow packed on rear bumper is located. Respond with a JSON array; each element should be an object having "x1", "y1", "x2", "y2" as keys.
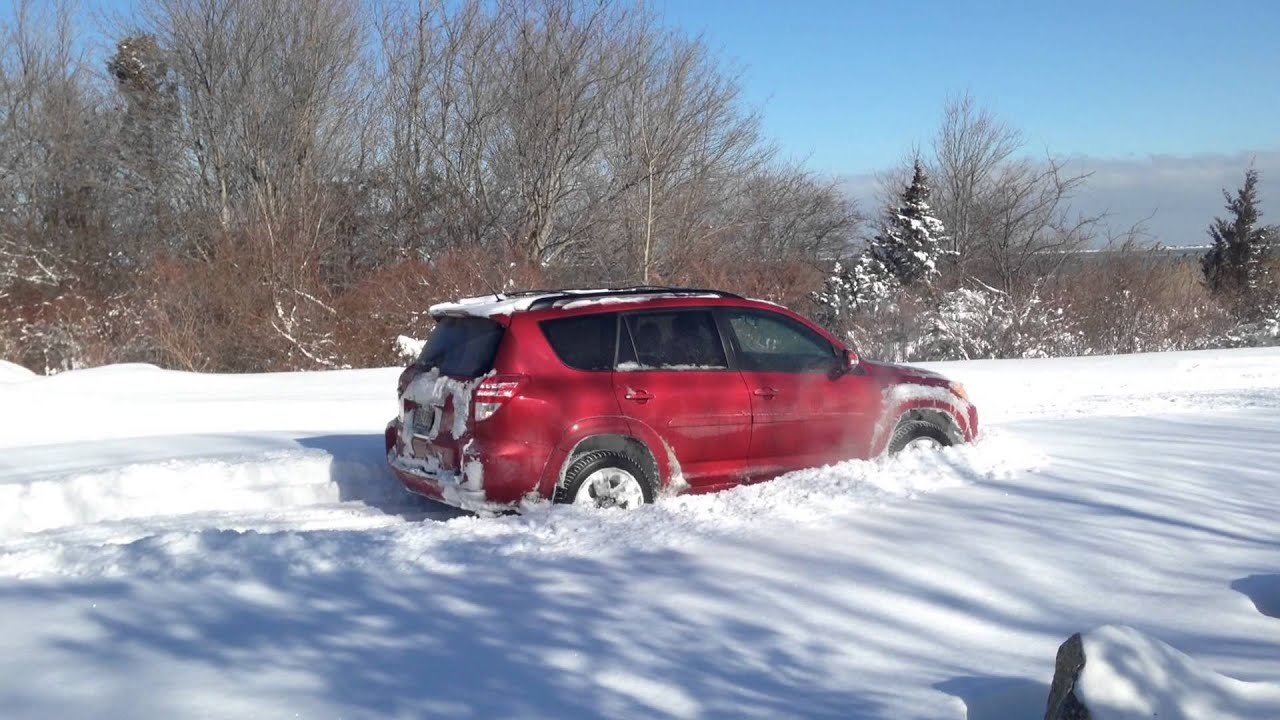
[{"x1": 385, "y1": 419, "x2": 550, "y2": 514}]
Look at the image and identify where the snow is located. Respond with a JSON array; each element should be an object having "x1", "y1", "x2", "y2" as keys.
[
  {"x1": 394, "y1": 334, "x2": 425, "y2": 362},
  {"x1": 399, "y1": 368, "x2": 482, "y2": 441},
  {"x1": 556, "y1": 293, "x2": 720, "y2": 310},
  {"x1": 918, "y1": 346, "x2": 1280, "y2": 422},
  {"x1": 1, "y1": 347, "x2": 1279, "y2": 718},
  {"x1": 1077, "y1": 625, "x2": 1280, "y2": 719},
  {"x1": 429, "y1": 290, "x2": 723, "y2": 316},
  {"x1": 0, "y1": 434, "x2": 406, "y2": 537},
  {"x1": 872, "y1": 381, "x2": 975, "y2": 449},
  {"x1": 616, "y1": 361, "x2": 727, "y2": 371},
  {"x1": 429, "y1": 293, "x2": 544, "y2": 318},
  {"x1": 0, "y1": 358, "x2": 35, "y2": 383},
  {"x1": 429, "y1": 289, "x2": 618, "y2": 318}
]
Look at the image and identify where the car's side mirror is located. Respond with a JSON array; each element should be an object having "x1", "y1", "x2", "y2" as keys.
[{"x1": 829, "y1": 348, "x2": 859, "y2": 379}]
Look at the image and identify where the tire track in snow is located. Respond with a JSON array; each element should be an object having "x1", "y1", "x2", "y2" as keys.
[{"x1": 0, "y1": 431, "x2": 1040, "y2": 579}]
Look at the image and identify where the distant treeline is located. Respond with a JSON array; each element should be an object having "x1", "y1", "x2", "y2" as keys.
[{"x1": 0, "y1": 0, "x2": 1274, "y2": 372}]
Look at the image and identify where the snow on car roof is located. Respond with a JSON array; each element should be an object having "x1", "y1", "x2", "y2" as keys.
[
  {"x1": 428, "y1": 294, "x2": 549, "y2": 318},
  {"x1": 429, "y1": 288, "x2": 734, "y2": 317},
  {"x1": 555, "y1": 293, "x2": 720, "y2": 310}
]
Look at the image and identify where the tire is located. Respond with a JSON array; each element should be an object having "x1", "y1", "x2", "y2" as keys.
[
  {"x1": 887, "y1": 420, "x2": 952, "y2": 455},
  {"x1": 554, "y1": 449, "x2": 658, "y2": 509}
]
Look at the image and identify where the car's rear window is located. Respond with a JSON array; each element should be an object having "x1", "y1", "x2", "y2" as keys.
[
  {"x1": 418, "y1": 316, "x2": 504, "y2": 377},
  {"x1": 540, "y1": 313, "x2": 617, "y2": 371}
]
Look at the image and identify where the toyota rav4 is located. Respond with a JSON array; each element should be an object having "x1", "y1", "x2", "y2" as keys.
[{"x1": 385, "y1": 287, "x2": 977, "y2": 513}]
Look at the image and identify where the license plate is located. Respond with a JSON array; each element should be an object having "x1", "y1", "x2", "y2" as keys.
[
  {"x1": 414, "y1": 406, "x2": 436, "y2": 432},
  {"x1": 409, "y1": 440, "x2": 456, "y2": 470}
]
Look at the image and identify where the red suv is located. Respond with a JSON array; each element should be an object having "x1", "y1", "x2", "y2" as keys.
[{"x1": 385, "y1": 287, "x2": 977, "y2": 513}]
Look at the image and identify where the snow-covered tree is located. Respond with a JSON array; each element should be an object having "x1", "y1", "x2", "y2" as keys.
[
  {"x1": 812, "y1": 164, "x2": 948, "y2": 328},
  {"x1": 868, "y1": 162, "x2": 950, "y2": 287},
  {"x1": 1202, "y1": 168, "x2": 1274, "y2": 302},
  {"x1": 812, "y1": 255, "x2": 897, "y2": 323},
  {"x1": 811, "y1": 165, "x2": 951, "y2": 356},
  {"x1": 1214, "y1": 296, "x2": 1280, "y2": 348},
  {"x1": 919, "y1": 282, "x2": 1081, "y2": 360}
]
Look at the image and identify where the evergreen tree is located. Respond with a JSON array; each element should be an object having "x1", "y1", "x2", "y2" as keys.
[
  {"x1": 868, "y1": 162, "x2": 951, "y2": 286},
  {"x1": 813, "y1": 254, "x2": 897, "y2": 323},
  {"x1": 1202, "y1": 168, "x2": 1273, "y2": 299}
]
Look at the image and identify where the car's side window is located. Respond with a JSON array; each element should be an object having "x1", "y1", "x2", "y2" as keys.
[
  {"x1": 540, "y1": 313, "x2": 618, "y2": 371},
  {"x1": 618, "y1": 310, "x2": 728, "y2": 370},
  {"x1": 725, "y1": 309, "x2": 837, "y2": 373}
]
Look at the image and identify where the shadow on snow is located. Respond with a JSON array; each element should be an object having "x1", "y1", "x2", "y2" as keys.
[
  {"x1": 934, "y1": 675, "x2": 1049, "y2": 720},
  {"x1": 1231, "y1": 574, "x2": 1280, "y2": 620},
  {"x1": 296, "y1": 433, "x2": 466, "y2": 521}
]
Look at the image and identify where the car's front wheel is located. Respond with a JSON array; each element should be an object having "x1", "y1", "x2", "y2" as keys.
[
  {"x1": 555, "y1": 450, "x2": 656, "y2": 509},
  {"x1": 887, "y1": 420, "x2": 953, "y2": 454}
]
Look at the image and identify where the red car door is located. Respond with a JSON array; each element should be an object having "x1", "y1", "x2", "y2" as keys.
[
  {"x1": 719, "y1": 308, "x2": 881, "y2": 478},
  {"x1": 613, "y1": 309, "x2": 752, "y2": 488}
]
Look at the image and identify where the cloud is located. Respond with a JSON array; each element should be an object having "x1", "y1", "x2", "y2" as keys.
[{"x1": 840, "y1": 150, "x2": 1280, "y2": 247}]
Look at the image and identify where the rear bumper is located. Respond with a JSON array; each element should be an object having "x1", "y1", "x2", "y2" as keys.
[
  {"x1": 385, "y1": 419, "x2": 552, "y2": 514},
  {"x1": 388, "y1": 453, "x2": 507, "y2": 515}
]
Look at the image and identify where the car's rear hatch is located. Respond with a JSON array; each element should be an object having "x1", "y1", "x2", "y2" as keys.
[{"x1": 396, "y1": 315, "x2": 505, "y2": 474}]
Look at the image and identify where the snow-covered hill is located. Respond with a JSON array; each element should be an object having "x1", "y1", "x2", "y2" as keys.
[{"x1": 1, "y1": 349, "x2": 1278, "y2": 718}]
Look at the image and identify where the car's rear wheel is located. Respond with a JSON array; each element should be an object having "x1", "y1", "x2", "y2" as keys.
[
  {"x1": 887, "y1": 420, "x2": 952, "y2": 454},
  {"x1": 555, "y1": 449, "x2": 656, "y2": 509}
]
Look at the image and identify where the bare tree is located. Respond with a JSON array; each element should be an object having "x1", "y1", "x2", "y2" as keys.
[
  {"x1": 129, "y1": 0, "x2": 368, "y2": 367},
  {"x1": 376, "y1": 0, "x2": 508, "y2": 257},
  {"x1": 925, "y1": 93, "x2": 1098, "y2": 293},
  {"x1": 135, "y1": 0, "x2": 364, "y2": 229},
  {"x1": 600, "y1": 26, "x2": 767, "y2": 281},
  {"x1": 375, "y1": 0, "x2": 778, "y2": 279},
  {"x1": 0, "y1": 0, "x2": 145, "y2": 371},
  {"x1": 976, "y1": 156, "x2": 1101, "y2": 293},
  {"x1": 722, "y1": 165, "x2": 861, "y2": 263},
  {"x1": 929, "y1": 93, "x2": 1021, "y2": 273},
  {"x1": 0, "y1": 0, "x2": 104, "y2": 290}
]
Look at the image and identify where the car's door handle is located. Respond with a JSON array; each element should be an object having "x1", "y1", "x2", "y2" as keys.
[
  {"x1": 753, "y1": 387, "x2": 779, "y2": 399},
  {"x1": 625, "y1": 388, "x2": 654, "y2": 403}
]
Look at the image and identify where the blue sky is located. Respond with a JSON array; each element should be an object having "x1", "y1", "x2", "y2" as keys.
[
  {"x1": 40, "y1": 0, "x2": 1278, "y2": 174},
  {"x1": 658, "y1": 0, "x2": 1279, "y2": 173}
]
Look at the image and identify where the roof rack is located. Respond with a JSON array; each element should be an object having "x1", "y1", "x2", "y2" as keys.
[{"x1": 525, "y1": 286, "x2": 742, "y2": 310}]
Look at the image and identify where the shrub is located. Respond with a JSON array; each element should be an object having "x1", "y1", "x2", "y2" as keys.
[{"x1": 919, "y1": 283, "x2": 1082, "y2": 361}]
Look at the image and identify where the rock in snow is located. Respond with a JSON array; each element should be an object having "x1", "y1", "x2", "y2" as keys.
[
  {"x1": 1046, "y1": 625, "x2": 1280, "y2": 720},
  {"x1": 1044, "y1": 633, "x2": 1090, "y2": 720}
]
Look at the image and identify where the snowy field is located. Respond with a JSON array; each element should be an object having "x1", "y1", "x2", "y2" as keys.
[{"x1": 1, "y1": 348, "x2": 1279, "y2": 718}]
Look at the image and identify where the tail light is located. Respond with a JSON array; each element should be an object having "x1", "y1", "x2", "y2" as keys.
[
  {"x1": 397, "y1": 364, "x2": 421, "y2": 396},
  {"x1": 473, "y1": 374, "x2": 528, "y2": 422}
]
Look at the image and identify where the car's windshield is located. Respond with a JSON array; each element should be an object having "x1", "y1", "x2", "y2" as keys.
[{"x1": 418, "y1": 316, "x2": 504, "y2": 377}]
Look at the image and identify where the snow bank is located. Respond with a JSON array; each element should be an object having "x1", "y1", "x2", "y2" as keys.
[
  {"x1": 0, "y1": 442, "x2": 404, "y2": 536},
  {"x1": 923, "y1": 346, "x2": 1280, "y2": 422},
  {"x1": 1077, "y1": 625, "x2": 1280, "y2": 720},
  {"x1": 0, "y1": 359, "x2": 35, "y2": 384},
  {"x1": 0, "y1": 364, "x2": 400, "y2": 449}
]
